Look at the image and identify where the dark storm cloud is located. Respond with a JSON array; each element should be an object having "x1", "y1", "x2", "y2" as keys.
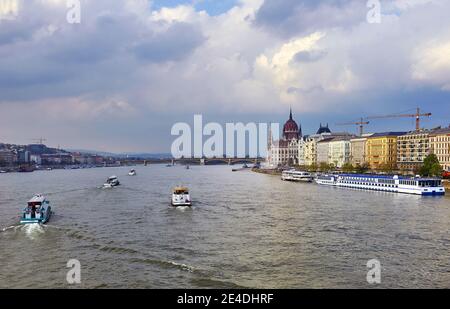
[
  {"x1": 254, "y1": 0, "x2": 366, "y2": 37},
  {"x1": 0, "y1": 3, "x2": 206, "y2": 103},
  {"x1": 133, "y1": 22, "x2": 206, "y2": 62}
]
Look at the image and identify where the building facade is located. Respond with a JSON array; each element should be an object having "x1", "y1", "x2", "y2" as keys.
[
  {"x1": 329, "y1": 137, "x2": 353, "y2": 168},
  {"x1": 350, "y1": 134, "x2": 373, "y2": 166},
  {"x1": 316, "y1": 138, "x2": 333, "y2": 165},
  {"x1": 366, "y1": 132, "x2": 406, "y2": 170},
  {"x1": 267, "y1": 109, "x2": 302, "y2": 167},
  {"x1": 0, "y1": 149, "x2": 16, "y2": 165},
  {"x1": 397, "y1": 130, "x2": 430, "y2": 171},
  {"x1": 429, "y1": 127, "x2": 450, "y2": 171}
]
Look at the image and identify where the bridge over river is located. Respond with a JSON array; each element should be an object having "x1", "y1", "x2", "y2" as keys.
[{"x1": 121, "y1": 158, "x2": 262, "y2": 166}]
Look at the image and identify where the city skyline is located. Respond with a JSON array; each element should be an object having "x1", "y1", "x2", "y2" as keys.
[{"x1": 1, "y1": 0, "x2": 450, "y2": 152}]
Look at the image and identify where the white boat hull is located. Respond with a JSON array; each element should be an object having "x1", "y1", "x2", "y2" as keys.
[{"x1": 315, "y1": 175, "x2": 445, "y2": 196}]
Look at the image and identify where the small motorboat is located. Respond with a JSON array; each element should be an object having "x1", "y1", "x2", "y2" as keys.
[
  {"x1": 171, "y1": 187, "x2": 192, "y2": 207},
  {"x1": 0, "y1": 170, "x2": 7, "y2": 174},
  {"x1": 20, "y1": 194, "x2": 52, "y2": 225},
  {"x1": 103, "y1": 176, "x2": 120, "y2": 188},
  {"x1": 128, "y1": 169, "x2": 137, "y2": 176}
]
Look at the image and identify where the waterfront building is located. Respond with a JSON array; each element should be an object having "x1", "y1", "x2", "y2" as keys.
[
  {"x1": 316, "y1": 137, "x2": 334, "y2": 165},
  {"x1": 350, "y1": 134, "x2": 373, "y2": 166},
  {"x1": 297, "y1": 138, "x2": 306, "y2": 166},
  {"x1": 366, "y1": 132, "x2": 406, "y2": 170},
  {"x1": 0, "y1": 149, "x2": 16, "y2": 165},
  {"x1": 397, "y1": 130, "x2": 431, "y2": 171},
  {"x1": 303, "y1": 124, "x2": 332, "y2": 166},
  {"x1": 41, "y1": 153, "x2": 73, "y2": 165},
  {"x1": 17, "y1": 150, "x2": 30, "y2": 164},
  {"x1": 30, "y1": 154, "x2": 42, "y2": 165},
  {"x1": 267, "y1": 109, "x2": 302, "y2": 167},
  {"x1": 329, "y1": 136, "x2": 353, "y2": 168},
  {"x1": 429, "y1": 127, "x2": 450, "y2": 171},
  {"x1": 304, "y1": 127, "x2": 352, "y2": 167}
]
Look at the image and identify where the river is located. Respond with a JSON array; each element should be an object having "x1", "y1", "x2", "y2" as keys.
[{"x1": 0, "y1": 165, "x2": 449, "y2": 288}]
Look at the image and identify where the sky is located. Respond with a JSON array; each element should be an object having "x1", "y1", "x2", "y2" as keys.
[{"x1": 0, "y1": 0, "x2": 450, "y2": 153}]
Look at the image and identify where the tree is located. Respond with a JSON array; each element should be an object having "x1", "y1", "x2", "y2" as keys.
[
  {"x1": 342, "y1": 163, "x2": 354, "y2": 173},
  {"x1": 308, "y1": 163, "x2": 318, "y2": 172},
  {"x1": 319, "y1": 162, "x2": 330, "y2": 172},
  {"x1": 355, "y1": 163, "x2": 369, "y2": 174},
  {"x1": 420, "y1": 154, "x2": 443, "y2": 177},
  {"x1": 379, "y1": 163, "x2": 395, "y2": 174}
]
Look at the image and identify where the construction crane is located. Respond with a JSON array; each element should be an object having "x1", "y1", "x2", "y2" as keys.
[
  {"x1": 367, "y1": 108, "x2": 432, "y2": 131},
  {"x1": 30, "y1": 138, "x2": 47, "y2": 145},
  {"x1": 336, "y1": 118, "x2": 370, "y2": 136}
]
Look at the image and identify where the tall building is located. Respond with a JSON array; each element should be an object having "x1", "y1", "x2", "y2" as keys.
[
  {"x1": 397, "y1": 130, "x2": 431, "y2": 171},
  {"x1": 303, "y1": 125, "x2": 351, "y2": 167},
  {"x1": 350, "y1": 134, "x2": 373, "y2": 166},
  {"x1": 0, "y1": 149, "x2": 16, "y2": 165},
  {"x1": 366, "y1": 132, "x2": 406, "y2": 170},
  {"x1": 267, "y1": 109, "x2": 302, "y2": 167},
  {"x1": 316, "y1": 137, "x2": 334, "y2": 165},
  {"x1": 304, "y1": 130, "x2": 332, "y2": 166},
  {"x1": 429, "y1": 127, "x2": 450, "y2": 171},
  {"x1": 329, "y1": 136, "x2": 353, "y2": 168}
]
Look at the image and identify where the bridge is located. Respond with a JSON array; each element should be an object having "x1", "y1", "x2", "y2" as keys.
[
  {"x1": 120, "y1": 158, "x2": 263, "y2": 166},
  {"x1": 174, "y1": 157, "x2": 262, "y2": 166}
]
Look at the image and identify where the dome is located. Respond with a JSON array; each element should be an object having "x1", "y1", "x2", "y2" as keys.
[
  {"x1": 283, "y1": 109, "x2": 300, "y2": 140},
  {"x1": 317, "y1": 123, "x2": 331, "y2": 135}
]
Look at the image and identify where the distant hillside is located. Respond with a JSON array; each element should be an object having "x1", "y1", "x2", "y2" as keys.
[{"x1": 67, "y1": 149, "x2": 172, "y2": 159}]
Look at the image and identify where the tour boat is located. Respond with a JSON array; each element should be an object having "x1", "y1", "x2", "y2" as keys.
[
  {"x1": 103, "y1": 176, "x2": 120, "y2": 188},
  {"x1": 20, "y1": 195, "x2": 52, "y2": 225},
  {"x1": 282, "y1": 170, "x2": 313, "y2": 182},
  {"x1": 0, "y1": 170, "x2": 7, "y2": 173},
  {"x1": 315, "y1": 174, "x2": 445, "y2": 196},
  {"x1": 171, "y1": 187, "x2": 192, "y2": 207},
  {"x1": 128, "y1": 169, "x2": 137, "y2": 176}
]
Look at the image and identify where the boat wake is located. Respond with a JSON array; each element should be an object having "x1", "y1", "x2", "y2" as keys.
[
  {"x1": 1, "y1": 225, "x2": 19, "y2": 233},
  {"x1": 22, "y1": 223, "x2": 45, "y2": 240},
  {"x1": 174, "y1": 206, "x2": 192, "y2": 212}
]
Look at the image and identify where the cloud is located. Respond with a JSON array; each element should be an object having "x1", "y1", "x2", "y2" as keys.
[
  {"x1": 412, "y1": 41, "x2": 450, "y2": 90},
  {"x1": 1, "y1": 0, "x2": 450, "y2": 151},
  {"x1": 133, "y1": 22, "x2": 206, "y2": 62}
]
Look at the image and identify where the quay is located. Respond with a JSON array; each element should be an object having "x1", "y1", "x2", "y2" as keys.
[
  {"x1": 251, "y1": 168, "x2": 281, "y2": 176},
  {"x1": 444, "y1": 180, "x2": 450, "y2": 190}
]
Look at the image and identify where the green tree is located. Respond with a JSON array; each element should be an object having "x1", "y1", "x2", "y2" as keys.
[
  {"x1": 319, "y1": 162, "x2": 330, "y2": 172},
  {"x1": 379, "y1": 163, "x2": 395, "y2": 174},
  {"x1": 342, "y1": 163, "x2": 354, "y2": 173},
  {"x1": 308, "y1": 163, "x2": 318, "y2": 172},
  {"x1": 420, "y1": 154, "x2": 443, "y2": 177},
  {"x1": 355, "y1": 163, "x2": 369, "y2": 174}
]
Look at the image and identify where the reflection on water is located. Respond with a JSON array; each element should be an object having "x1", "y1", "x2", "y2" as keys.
[{"x1": 0, "y1": 165, "x2": 449, "y2": 288}]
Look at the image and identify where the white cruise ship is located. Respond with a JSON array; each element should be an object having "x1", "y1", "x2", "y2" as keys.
[
  {"x1": 315, "y1": 174, "x2": 445, "y2": 196},
  {"x1": 282, "y1": 170, "x2": 313, "y2": 182}
]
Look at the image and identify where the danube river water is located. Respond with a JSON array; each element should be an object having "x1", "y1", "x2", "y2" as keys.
[{"x1": 0, "y1": 165, "x2": 449, "y2": 288}]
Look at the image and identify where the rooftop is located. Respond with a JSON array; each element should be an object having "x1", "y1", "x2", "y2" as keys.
[{"x1": 369, "y1": 132, "x2": 407, "y2": 138}]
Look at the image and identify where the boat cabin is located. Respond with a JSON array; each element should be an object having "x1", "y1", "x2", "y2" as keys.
[
  {"x1": 25, "y1": 195, "x2": 47, "y2": 220},
  {"x1": 173, "y1": 187, "x2": 189, "y2": 195}
]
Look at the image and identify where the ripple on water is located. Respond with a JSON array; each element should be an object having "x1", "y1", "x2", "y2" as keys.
[{"x1": 1, "y1": 165, "x2": 450, "y2": 288}]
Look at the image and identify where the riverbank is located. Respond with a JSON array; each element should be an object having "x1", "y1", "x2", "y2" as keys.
[
  {"x1": 444, "y1": 180, "x2": 450, "y2": 190},
  {"x1": 251, "y1": 168, "x2": 281, "y2": 176}
]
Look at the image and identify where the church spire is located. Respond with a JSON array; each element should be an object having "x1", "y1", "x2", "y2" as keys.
[{"x1": 289, "y1": 107, "x2": 293, "y2": 120}]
